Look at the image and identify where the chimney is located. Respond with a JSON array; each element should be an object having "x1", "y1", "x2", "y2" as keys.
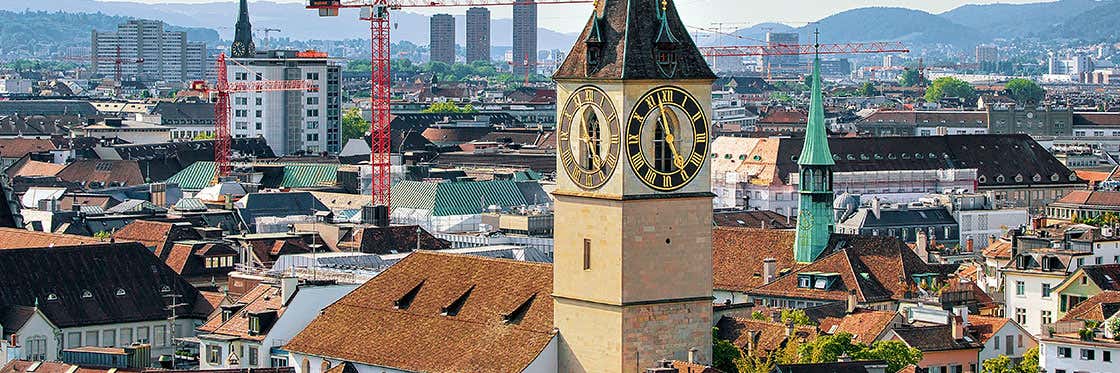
[
  {"x1": 966, "y1": 238, "x2": 974, "y2": 253},
  {"x1": 763, "y1": 258, "x2": 777, "y2": 284},
  {"x1": 280, "y1": 276, "x2": 298, "y2": 304},
  {"x1": 871, "y1": 197, "x2": 882, "y2": 219},
  {"x1": 914, "y1": 231, "x2": 929, "y2": 261},
  {"x1": 847, "y1": 289, "x2": 857, "y2": 314},
  {"x1": 954, "y1": 305, "x2": 969, "y2": 327},
  {"x1": 951, "y1": 315, "x2": 964, "y2": 340},
  {"x1": 688, "y1": 347, "x2": 698, "y2": 364},
  {"x1": 785, "y1": 321, "x2": 795, "y2": 337}
]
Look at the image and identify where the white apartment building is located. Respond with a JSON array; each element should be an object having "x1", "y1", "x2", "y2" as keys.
[
  {"x1": 91, "y1": 19, "x2": 207, "y2": 82},
  {"x1": 229, "y1": 50, "x2": 341, "y2": 155},
  {"x1": 0, "y1": 76, "x2": 32, "y2": 94}
]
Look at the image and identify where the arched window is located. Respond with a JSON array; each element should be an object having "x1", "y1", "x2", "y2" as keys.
[
  {"x1": 579, "y1": 108, "x2": 601, "y2": 170},
  {"x1": 301, "y1": 358, "x2": 310, "y2": 373},
  {"x1": 653, "y1": 111, "x2": 679, "y2": 173}
]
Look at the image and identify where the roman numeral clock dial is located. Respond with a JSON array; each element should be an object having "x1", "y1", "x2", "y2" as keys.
[
  {"x1": 626, "y1": 86, "x2": 710, "y2": 192},
  {"x1": 558, "y1": 86, "x2": 622, "y2": 190}
]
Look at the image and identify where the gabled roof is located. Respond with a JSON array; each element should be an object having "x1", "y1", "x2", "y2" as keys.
[
  {"x1": 891, "y1": 325, "x2": 981, "y2": 352},
  {"x1": 0, "y1": 228, "x2": 106, "y2": 249},
  {"x1": 1060, "y1": 290, "x2": 1120, "y2": 322},
  {"x1": 234, "y1": 192, "x2": 329, "y2": 233},
  {"x1": 750, "y1": 235, "x2": 946, "y2": 303},
  {"x1": 0, "y1": 138, "x2": 55, "y2": 159},
  {"x1": 712, "y1": 228, "x2": 800, "y2": 292},
  {"x1": 112, "y1": 220, "x2": 200, "y2": 254},
  {"x1": 965, "y1": 315, "x2": 1012, "y2": 344},
  {"x1": 6, "y1": 160, "x2": 65, "y2": 178},
  {"x1": 0, "y1": 305, "x2": 37, "y2": 334},
  {"x1": 391, "y1": 180, "x2": 550, "y2": 217},
  {"x1": 713, "y1": 209, "x2": 794, "y2": 229},
  {"x1": 56, "y1": 160, "x2": 145, "y2": 188},
  {"x1": 982, "y1": 239, "x2": 1012, "y2": 259},
  {"x1": 284, "y1": 252, "x2": 554, "y2": 373},
  {"x1": 197, "y1": 283, "x2": 284, "y2": 342},
  {"x1": 1081, "y1": 264, "x2": 1120, "y2": 291},
  {"x1": 150, "y1": 102, "x2": 215, "y2": 123},
  {"x1": 553, "y1": 0, "x2": 714, "y2": 80},
  {"x1": 342, "y1": 225, "x2": 451, "y2": 255},
  {"x1": 0, "y1": 242, "x2": 210, "y2": 328},
  {"x1": 1053, "y1": 190, "x2": 1120, "y2": 208},
  {"x1": 715, "y1": 316, "x2": 816, "y2": 355},
  {"x1": 818, "y1": 310, "x2": 899, "y2": 345}
]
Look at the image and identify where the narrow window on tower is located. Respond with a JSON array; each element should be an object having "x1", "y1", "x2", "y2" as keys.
[
  {"x1": 583, "y1": 238, "x2": 592, "y2": 270},
  {"x1": 652, "y1": 112, "x2": 679, "y2": 172}
]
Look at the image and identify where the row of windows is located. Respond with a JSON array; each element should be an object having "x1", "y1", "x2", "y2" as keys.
[
  {"x1": 65, "y1": 324, "x2": 176, "y2": 350},
  {"x1": 206, "y1": 344, "x2": 261, "y2": 366},
  {"x1": 1056, "y1": 346, "x2": 1112, "y2": 362}
]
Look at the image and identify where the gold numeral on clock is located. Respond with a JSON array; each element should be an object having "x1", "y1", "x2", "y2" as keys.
[
  {"x1": 627, "y1": 134, "x2": 640, "y2": 145},
  {"x1": 643, "y1": 169, "x2": 657, "y2": 184},
  {"x1": 689, "y1": 152, "x2": 704, "y2": 166},
  {"x1": 658, "y1": 89, "x2": 672, "y2": 103},
  {"x1": 662, "y1": 175, "x2": 672, "y2": 188},
  {"x1": 691, "y1": 110, "x2": 704, "y2": 122},
  {"x1": 695, "y1": 132, "x2": 708, "y2": 144}
]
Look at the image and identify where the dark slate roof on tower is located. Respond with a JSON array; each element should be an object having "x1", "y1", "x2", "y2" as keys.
[
  {"x1": 553, "y1": 0, "x2": 715, "y2": 80},
  {"x1": 232, "y1": 0, "x2": 255, "y2": 58}
]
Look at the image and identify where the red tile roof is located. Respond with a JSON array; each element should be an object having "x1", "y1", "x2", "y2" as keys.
[
  {"x1": 55, "y1": 160, "x2": 144, "y2": 187},
  {"x1": 197, "y1": 283, "x2": 284, "y2": 341},
  {"x1": 712, "y1": 228, "x2": 800, "y2": 292},
  {"x1": 1060, "y1": 290, "x2": 1120, "y2": 322},
  {"x1": 715, "y1": 316, "x2": 816, "y2": 355},
  {"x1": 0, "y1": 228, "x2": 106, "y2": 249},
  {"x1": 966, "y1": 315, "x2": 1011, "y2": 344},
  {"x1": 982, "y1": 239, "x2": 1012, "y2": 259},
  {"x1": 0, "y1": 138, "x2": 55, "y2": 159},
  {"x1": 1054, "y1": 190, "x2": 1120, "y2": 208},
  {"x1": 758, "y1": 108, "x2": 808, "y2": 124},
  {"x1": 284, "y1": 251, "x2": 554, "y2": 373},
  {"x1": 7, "y1": 160, "x2": 65, "y2": 178},
  {"x1": 818, "y1": 310, "x2": 898, "y2": 345}
]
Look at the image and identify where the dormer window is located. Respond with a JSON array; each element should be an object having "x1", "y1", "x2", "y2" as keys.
[
  {"x1": 441, "y1": 286, "x2": 475, "y2": 317},
  {"x1": 47, "y1": 293, "x2": 59, "y2": 301},
  {"x1": 81, "y1": 290, "x2": 93, "y2": 299},
  {"x1": 502, "y1": 293, "x2": 537, "y2": 324},
  {"x1": 249, "y1": 314, "x2": 261, "y2": 335},
  {"x1": 161, "y1": 285, "x2": 171, "y2": 293},
  {"x1": 116, "y1": 288, "x2": 126, "y2": 296}
]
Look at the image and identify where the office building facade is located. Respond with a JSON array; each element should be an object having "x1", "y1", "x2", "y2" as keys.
[
  {"x1": 512, "y1": 0, "x2": 537, "y2": 76},
  {"x1": 465, "y1": 7, "x2": 491, "y2": 63},
  {"x1": 228, "y1": 50, "x2": 341, "y2": 155},
  {"x1": 430, "y1": 14, "x2": 456, "y2": 65},
  {"x1": 91, "y1": 19, "x2": 206, "y2": 82}
]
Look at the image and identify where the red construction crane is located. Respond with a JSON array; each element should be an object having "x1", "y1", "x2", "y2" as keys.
[
  {"x1": 305, "y1": 0, "x2": 591, "y2": 212},
  {"x1": 191, "y1": 53, "x2": 319, "y2": 181}
]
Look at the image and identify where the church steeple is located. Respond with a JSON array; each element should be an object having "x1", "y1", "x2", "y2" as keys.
[
  {"x1": 231, "y1": 0, "x2": 255, "y2": 58},
  {"x1": 793, "y1": 30, "x2": 835, "y2": 263}
]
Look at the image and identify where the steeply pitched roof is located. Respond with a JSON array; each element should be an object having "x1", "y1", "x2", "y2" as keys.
[
  {"x1": 982, "y1": 239, "x2": 1012, "y2": 259},
  {"x1": 712, "y1": 228, "x2": 800, "y2": 292},
  {"x1": 750, "y1": 235, "x2": 945, "y2": 303},
  {"x1": 0, "y1": 242, "x2": 210, "y2": 328},
  {"x1": 1081, "y1": 264, "x2": 1120, "y2": 291},
  {"x1": 197, "y1": 283, "x2": 284, "y2": 341},
  {"x1": 553, "y1": 0, "x2": 714, "y2": 80},
  {"x1": 891, "y1": 325, "x2": 982, "y2": 352},
  {"x1": 965, "y1": 315, "x2": 1011, "y2": 344},
  {"x1": 0, "y1": 305, "x2": 36, "y2": 334},
  {"x1": 56, "y1": 160, "x2": 145, "y2": 188},
  {"x1": 7, "y1": 160, "x2": 65, "y2": 178},
  {"x1": 0, "y1": 228, "x2": 106, "y2": 249},
  {"x1": 0, "y1": 138, "x2": 55, "y2": 159},
  {"x1": 391, "y1": 180, "x2": 550, "y2": 216},
  {"x1": 772, "y1": 135, "x2": 1079, "y2": 188},
  {"x1": 818, "y1": 310, "x2": 898, "y2": 345},
  {"x1": 284, "y1": 252, "x2": 554, "y2": 373},
  {"x1": 342, "y1": 225, "x2": 451, "y2": 255},
  {"x1": 715, "y1": 316, "x2": 816, "y2": 355},
  {"x1": 713, "y1": 209, "x2": 794, "y2": 229},
  {"x1": 800, "y1": 54, "x2": 833, "y2": 167},
  {"x1": 1060, "y1": 290, "x2": 1120, "y2": 322}
]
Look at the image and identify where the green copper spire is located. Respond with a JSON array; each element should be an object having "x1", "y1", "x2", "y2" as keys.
[
  {"x1": 793, "y1": 30, "x2": 835, "y2": 263},
  {"x1": 798, "y1": 32, "x2": 834, "y2": 167}
]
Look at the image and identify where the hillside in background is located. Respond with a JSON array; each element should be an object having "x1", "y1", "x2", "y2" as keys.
[
  {"x1": 794, "y1": 7, "x2": 981, "y2": 47},
  {"x1": 0, "y1": 11, "x2": 219, "y2": 56},
  {"x1": 1046, "y1": 0, "x2": 1120, "y2": 41},
  {"x1": 940, "y1": 0, "x2": 1107, "y2": 40}
]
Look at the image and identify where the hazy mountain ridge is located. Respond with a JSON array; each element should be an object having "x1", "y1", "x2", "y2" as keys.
[
  {"x1": 0, "y1": 10, "x2": 219, "y2": 56},
  {"x1": 939, "y1": 0, "x2": 1108, "y2": 39}
]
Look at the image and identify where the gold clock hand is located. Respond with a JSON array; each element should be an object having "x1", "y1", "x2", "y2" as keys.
[
  {"x1": 579, "y1": 113, "x2": 601, "y2": 170},
  {"x1": 657, "y1": 101, "x2": 686, "y2": 170}
]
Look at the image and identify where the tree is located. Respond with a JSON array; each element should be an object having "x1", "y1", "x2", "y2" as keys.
[
  {"x1": 981, "y1": 355, "x2": 1017, "y2": 373},
  {"x1": 856, "y1": 82, "x2": 880, "y2": 97},
  {"x1": 781, "y1": 309, "x2": 813, "y2": 326},
  {"x1": 94, "y1": 231, "x2": 111, "y2": 241},
  {"x1": 712, "y1": 328, "x2": 742, "y2": 373},
  {"x1": 1018, "y1": 346, "x2": 1039, "y2": 373},
  {"x1": 1005, "y1": 78, "x2": 1045, "y2": 104},
  {"x1": 341, "y1": 107, "x2": 368, "y2": 143},
  {"x1": 421, "y1": 101, "x2": 478, "y2": 114},
  {"x1": 924, "y1": 77, "x2": 977, "y2": 104},
  {"x1": 750, "y1": 311, "x2": 768, "y2": 321},
  {"x1": 799, "y1": 333, "x2": 864, "y2": 365},
  {"x1": 853, "y1": 340, "x2": 922, "y2": 373},
  {"x1": 899, "y1": 68, "x2": 928, "y2": 87}
]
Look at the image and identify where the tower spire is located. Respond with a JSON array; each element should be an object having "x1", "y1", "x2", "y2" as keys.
[
  {"x1": 231, "y1": 0, "x2": 255, "y2": 58},
  {"x1": 793, "y1": 28, "x2": 835, "y2": 263}
]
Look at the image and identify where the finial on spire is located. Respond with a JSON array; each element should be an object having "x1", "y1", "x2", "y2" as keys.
[
  {"x1": 813, "y1": 28, "x2": 820, "y2": 54},
  {"x1": 661, "y1": 0, "x2": 668, "y2": 12}
]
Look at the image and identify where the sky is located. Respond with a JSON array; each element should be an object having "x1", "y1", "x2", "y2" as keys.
[{"x1": 124, "y1": 0, "x2": 1052, "y2": 33}]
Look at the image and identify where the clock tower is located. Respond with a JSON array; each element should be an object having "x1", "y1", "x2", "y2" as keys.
[
  {"x1": 230, "y1": 0, "x2": 255, "y2": 58},
  {"x1": 551, "y1": 0, "x2": 716, "y2": 371},
  {"x1": 793, "y1": 43, "x2": 835, "y2": 263}
]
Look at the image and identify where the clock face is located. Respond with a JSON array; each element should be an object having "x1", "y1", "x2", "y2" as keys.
[
  {"x1": 625, "y1": 86, "x2": 709, "y2": 192},
  {"x1": 558, "y1": 86, "x2": 621, "y2": 190}
]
